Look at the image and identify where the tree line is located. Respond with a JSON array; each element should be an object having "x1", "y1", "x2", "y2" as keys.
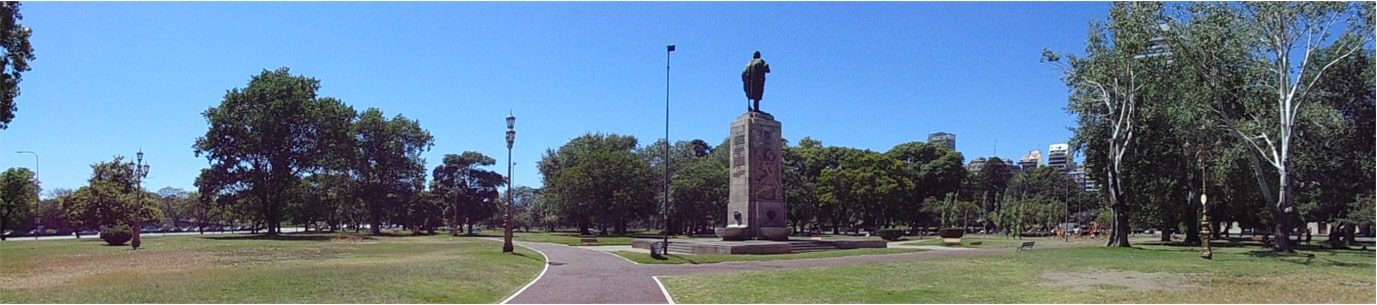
[{"x1": 530, "y1": 132, "x2": 1102, "y2": 237}]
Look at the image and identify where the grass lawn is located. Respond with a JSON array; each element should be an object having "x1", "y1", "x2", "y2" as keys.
[
  {"x1": 615, "y1": 248, "x2": 926, "y2": 264},
  {"x1": 899, "y1": 234, "x2": 1095, "y2": 249},
  {"x1": 511, "y1": 232, "x2": 636, "y2": 246},
  {"x1": 661, "y1": 242, "x2": 1375, "y2": 303},
  {"x1": 0, "y1": 233, "x2": 544, "y2": 303}
]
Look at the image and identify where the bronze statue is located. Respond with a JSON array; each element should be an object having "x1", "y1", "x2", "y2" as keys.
[{"x1": 741, "y1": 51, "x2": 770, "y2": 112}]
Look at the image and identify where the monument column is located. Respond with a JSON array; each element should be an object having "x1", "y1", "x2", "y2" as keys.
[{"x1": 717, "y1": 111, "x2": 791, "y2": 241}]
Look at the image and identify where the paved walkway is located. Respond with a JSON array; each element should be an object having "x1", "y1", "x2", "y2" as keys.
[{"x1": 500, "y1": 239, "x2": 1094, "y2": 304}]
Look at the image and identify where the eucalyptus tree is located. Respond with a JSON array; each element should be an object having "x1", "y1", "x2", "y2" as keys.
[
  {"x1": 1165, "y1": 2, "x2": 1374, "y2": 252},
  {"x1": 1045, "y1": 2, "x2": 1170, "y2": 247},
  {"x1": 194, "y1": 68, "x2": 357, "y2": 234}
]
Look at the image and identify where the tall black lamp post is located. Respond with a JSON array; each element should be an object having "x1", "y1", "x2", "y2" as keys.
[
  {"x1": 504, "y1": 112, "x2": 516, "y2": 253},
  {"x1": 131, "y1": 149, "x2": 150, "y2": 249},
  {"x1": 662, "y1": 44, "x2": 675, "y2": 252},
  {"x1": 1199, "y1": 146, "x2": 1212, "y2": 260}
]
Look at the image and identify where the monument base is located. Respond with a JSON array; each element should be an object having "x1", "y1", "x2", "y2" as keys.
[{"x1": 713, "y1": 226, "x2": 794, "y2": 241}]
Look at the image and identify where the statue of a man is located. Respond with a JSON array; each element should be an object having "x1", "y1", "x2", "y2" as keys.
[{"x1": 741, "y1": 51, "x2": 770, "y2": 112}]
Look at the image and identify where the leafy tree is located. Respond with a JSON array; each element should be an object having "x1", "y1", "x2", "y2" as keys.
[
  {"x1": 0, "y1": 167, "x2": 37, "y2": 239},
  {"x1": 538, "y1": 133, "x2": 653, "y2": 235},
  {"x1": 1045, "y1": 2, "x2": 1170, "y2": 247},
  {"x1": 975, "y1": 156, "x2": 1012, "y2": 231},
  {"x1": 668, "y1": 150, "x2": 728, "y2": 235},
  {"x1": 193, "y1": 67, "x2": 357, "y2": 234},
  {"x1": 885, "y1": 141, "x2": 966, "y2": 232},
  {"x1": 431, "y1": 152, "x2": 504, "y2": 235},
  {"x1": 0, "y1": 1, "x2": 34, "y2": 130},
  {"x1": 157, "y1": 186, "x2": 191, "y2": 227},
  {"x1": 63, "y1": 157, "x2": 162, "y2": 232},
  {"x1": 353, "y1": 108, "x2": 432, "y2": 235},
  {"x1": 818, "y1": 149, "x2": 911, "y2": 234},
  {"x1": 782, "y1": 137, "x2": 835, "y2": 234},
  {"x1": 1165, "y1": 2, "x2": 1374, "y2": 252}
]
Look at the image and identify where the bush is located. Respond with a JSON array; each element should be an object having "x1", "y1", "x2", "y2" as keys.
[
  {"x1": 938, "y1": 228, "x2": 965, "y2": 239},
  {"x1": 877, "y1": 229, "x2": 905, "y2": 241},
  {"x1": 101, "y1": 225, "x2": 133, "y2": 246}
]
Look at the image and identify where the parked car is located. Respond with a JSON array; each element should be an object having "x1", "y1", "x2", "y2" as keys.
[{"x1": 79, "y1": 230, "x2": 99, "y2": 236}]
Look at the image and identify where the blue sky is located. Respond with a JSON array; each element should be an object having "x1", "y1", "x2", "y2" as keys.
[{"x1": 1, "y1": 1, "x2": 1107, "y2": 197}]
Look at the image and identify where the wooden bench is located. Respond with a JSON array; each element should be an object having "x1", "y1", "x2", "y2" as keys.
[
  {"x1": 1017, "y1": 241, "x2": 1035, "y2": 252},
  {"x1": 579, "y1": 238, "x2": 599, "y2": 246}
]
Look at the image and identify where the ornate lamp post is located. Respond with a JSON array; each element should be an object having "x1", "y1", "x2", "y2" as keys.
[
  {"x1": 503, "y1": 112, "x2": 516, "y2": 253},
  {"x1": 131, "y1": 149, "x2": 150, "y2": 250},
  {"x1": 1199, "y1": 147, "x2": 1211, "y2": 260},
  {"x1": 16, "y1": 151, "x2": 38, "y2": 240}
]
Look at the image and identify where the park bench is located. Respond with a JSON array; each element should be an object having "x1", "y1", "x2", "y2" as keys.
[
  {"x1": 1017, "y1": 241, "x2": 1035, "y2": 252},
  {"x1": 579, "y1": 237, "x2": 599, "y2": 246}
]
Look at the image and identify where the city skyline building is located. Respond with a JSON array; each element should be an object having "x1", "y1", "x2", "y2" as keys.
[{"x1": 928, "y1": 132, "x2": 956, "y2": 151}]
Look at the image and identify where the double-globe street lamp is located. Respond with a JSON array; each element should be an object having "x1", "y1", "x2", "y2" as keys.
[
  {"x1": 503, "y1": 113, "x2": 516, "y2": 253},
  {"x1": 16, "y1": 151, "x2": 38, "y2": 239},
  {"x1": 131, "y1": 149, "x2": 150, "y2": 250}
]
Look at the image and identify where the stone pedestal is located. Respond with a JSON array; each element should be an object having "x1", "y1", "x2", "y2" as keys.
[{"x1": 716, "y1": 112, "x2": 792, "y2": 241}]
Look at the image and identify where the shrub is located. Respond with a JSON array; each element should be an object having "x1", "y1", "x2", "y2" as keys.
[
  {"x1": 877, "y1": 229, "x2": 905, "y2": 241},
  {"x1": 101, "y1": 225, "x2": 133, "y2": 245},
  {"x1": 938, "y1": 228, "x2": 965, "y2": 239}
]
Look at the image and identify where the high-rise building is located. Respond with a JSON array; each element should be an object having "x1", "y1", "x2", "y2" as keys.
[
  {"x1": 928, "y1": 132, "x2": 956, "y2": 151},
  {"x1": 1019, "y1": 150, "x2": 1042, "y2": 170},
  {"x1": 1069, "y1": 166, "x2": 1099, "y2": 192},
  {"x1": 1048, "y1": 143, "x2": 1071, "y2": 173}
]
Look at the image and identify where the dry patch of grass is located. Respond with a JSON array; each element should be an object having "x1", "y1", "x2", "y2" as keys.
[{"x1": 1039, "y1": 269, "x2": 1201, "y2": 292}]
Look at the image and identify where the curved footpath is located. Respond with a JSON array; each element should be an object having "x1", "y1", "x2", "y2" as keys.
[{"x1": 500, "y1": 239, "x2": 1096, "y2": 304}]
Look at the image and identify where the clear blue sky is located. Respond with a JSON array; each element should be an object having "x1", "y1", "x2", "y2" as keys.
[{"x1": 1, "y1": 1, "x2": 1107, "y2": 198}]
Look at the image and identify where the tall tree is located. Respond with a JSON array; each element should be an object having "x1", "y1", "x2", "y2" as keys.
[
  {"x1": 1045, "y1": 2, "x2": 1169, "y2": 247},
  {"x1": 0, "y1": 1, "x2": 34, "y2": 130},
  {"x1": 431, "y1": 152, "x2": 504, "y2": 236},
  {"x1": 157, "y1": 187, "x2": 190, "y2": 227},
  {"x1": 0, "y1": 167, "x2": 37, "y2": 240},
  {"x1": 353, "y1": 108, "x2": 432, "y2": 235},
  {"x1": 1168, "y1": 2, "x2": 1374, "y2": 252},
  {"x1": 193, "y1": 67, "x2": 357, "y2": 234},
  {"x1": 668, "y1": 151, "x2": 728, "y2": 235}
]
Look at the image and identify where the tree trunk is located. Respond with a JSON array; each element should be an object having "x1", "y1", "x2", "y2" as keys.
[
  {"x1": 1273, "y1": 164, "x2": 1294, "y2": 252},
  {"x1": 1105, "y1": 168, "x2": 1132, "y2": 247}
]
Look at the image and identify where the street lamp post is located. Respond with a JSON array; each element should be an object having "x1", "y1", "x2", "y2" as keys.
[
  {"x1": 16, "y1": 151, "x2": 37, "y2": 240},
  {"x1": 662, "y1": 44, "x2": 675, "y2": 254},
  {"x1": 1199, "y1": 147, "x2": 1212, "y2": 260},
  {"x1": 504, "y1": 113, "x2": 516, "y2": 253},
  {"x1": 131, "y1": 149, "x2": 150, "y2": 250}
]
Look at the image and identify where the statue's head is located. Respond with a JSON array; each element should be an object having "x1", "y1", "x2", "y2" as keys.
[{"x1": 753, "y1": 51, "x2": 761, "y2": 59}]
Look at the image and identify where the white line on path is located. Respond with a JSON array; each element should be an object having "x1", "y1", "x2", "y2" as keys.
[
  {"x1": 500, "y1": 242, "x2": 550, "y2": 305},
  {"x1": 653, "y1": 276, "x2": 676, "y2": 304}
]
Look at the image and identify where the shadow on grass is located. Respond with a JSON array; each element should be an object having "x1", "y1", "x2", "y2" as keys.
[{"x1": 202, "y1": 233, "x2": 379, "y2": 241}]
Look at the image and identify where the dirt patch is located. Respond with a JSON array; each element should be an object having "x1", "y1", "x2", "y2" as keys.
[
  {"x1": 0, "y1": 250, "x2": 222, "y2": 290},
  {"x1": 1039, "y1": 269, "x2": 1201, "y2": 292}
]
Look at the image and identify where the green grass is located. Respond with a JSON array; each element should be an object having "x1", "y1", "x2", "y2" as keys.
[
  {"x1": 661, "y1": 242, "x2": 1376, "y2": 303},
  {"x1": 0, "y1": 233, "x2": 544, "y2": 303},
  {"x1": 615, "y1": 248, "x2": 925, "y2": 264},
  {"x1": 899, "y1": 234, "x2": 1085, "y2": 249},
  {"x1": 511, "y1": 231, "x2": 636, "y2": 246}
]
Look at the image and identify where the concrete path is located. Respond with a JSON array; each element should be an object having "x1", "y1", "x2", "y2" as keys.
[{"x1": 500, "y1": 239, "x2": 1084, "y2": 304}]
